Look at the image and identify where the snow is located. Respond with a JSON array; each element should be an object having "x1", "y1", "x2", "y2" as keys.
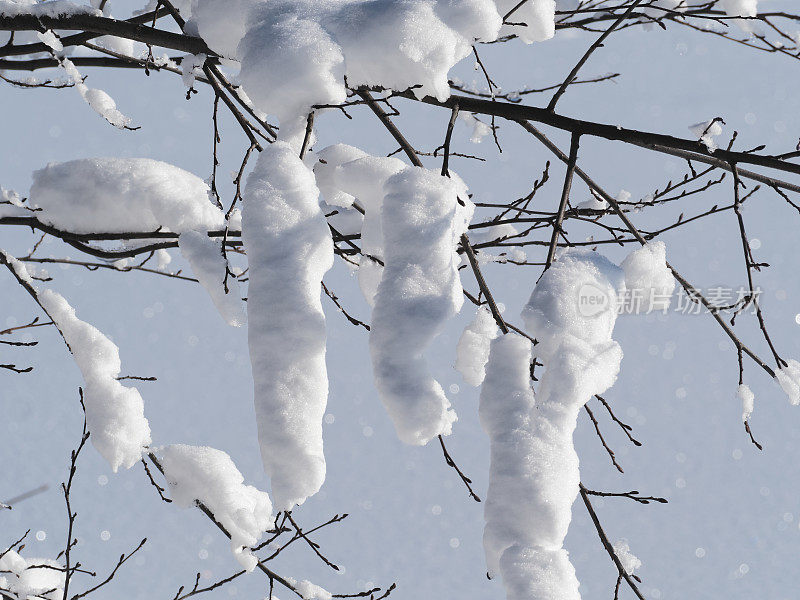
[
  {"x1": 460, "y1": 112, "x2": 493, "y2": 144},
  {"x1": 82, "y1": 86, "x2": 132, "y2": 129},
  {"x1": 186, "y1": 0, "x2": 256, "y2": 59},
  {"x1": 210, "y1": 0, "x2": 503, "y2": 137},
  {"x1": 29, "y1": 158, "x2": 225, "y2": 234},
  {"x1": 738, "y1": 383, "x2": 755, "y2": 422},
  {"x1": 0, "y1": 550, "x2": 65, "y2": 600},
  {"x1": 479, "y1": 333, "x2": 580, "y2": 598},
  {"x1": 0, "y1": 0, "x2": 100, "y2": 17},
  {"x1": 158, "y1": 444, "x2": 273, "y2": 572},
  {"x1": 480, "y1": 251, "x2": 627, "y2": 598},
  {"x1": 612, "y1": 540, "x2": 641, "y2": 575},
  {"x1": 178, "y1": 230, "x2": 245, "y2": 327},
  {"x1": 576, "y1": 188, "x2": 627, "y2": 212},
  {"x1": 313, "y1": 145, "x2": 407, "y2": 305},
  {"x1": 689, "y1": 119, "x2": 724, "y2": 152},
  {"x1": 576, "y1": 194, "x2": 607, "y2": 211},
  {"x1": 639, "y1": 0, "x2": 687, "y2": 24},
  {"x1": 495, "y1": 0, "x2": 556, "y2": 43},
  {"x1": 156, "y1": 248, "x2": 172, "y2": 270},
  {"x1": 35, "y1": 30, "x2": 62, "y2": 52},
  {"x1": 295, "y1": 579, "x2": 333, "y2": 600},
  {"x1": 369, "y1": 167, "x2": 473, "y2": 445},
  {"x1": 1, "y1": 252, "x2": 151, "y2": 471},
  {"x1": 314, "y1": 144, "x2": 369, "y2": 209},
  {"x1": 57, "y1": 56, "x2": 134, "y2": 129},
  {"x1": 620, "y1": 241, "x2": 675, "y2": 314},
  {"x1": 720, "y1": 0, "x2": 758, "y2": 19},
  {"x1": 239, "y1": 9, "x2": 346, "y2": 143},
  {"x1": 242, "y1": 141, "x2": 334, "y2": 511},
  {"x1": 181, "y1": 53, "x2": 206, "y2": 89},
  {"x1": 498, "y1": 545, "x2": 580, "y2": 600},
  {"x1": 524, "y1": 250, "x2": 625, "y2": 352},
  {"x1": 775, "y1": 359, "x2": 800, "y2": 406},
  {"x1": 455, "y1": 305, "x2": 499, "y2": 386}
]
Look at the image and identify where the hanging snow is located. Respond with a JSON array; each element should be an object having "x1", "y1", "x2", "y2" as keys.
[
  {"x1": 178, "y1": 230, "x2": 246, "y2": 327},
  {"x1": 369, "y1": 167, "x2": 473, "y2": 445},
  {"x1": 456, "y1": 305, "x2": 499, "y2": 386},
  {"x1": 481, "y1": 250, "x2": 627, "y2": 600},
  {"x1": 1, "y1": 251, "x2": 151, "y2": 471},
  {"x1": 242, "y1": 141, "x2": 334, "y2": 511},
  {"x1": 313, "y1": 145, "x2": 407, "y2": 305}
]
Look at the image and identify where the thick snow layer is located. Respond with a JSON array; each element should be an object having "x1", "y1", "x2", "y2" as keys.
[
  {"x1": 0, "y1": 0, "x2": 100, "y2": 17},
  {"x1": 620, "y1": 241, "x2": 675, "y2": 313},
  {"x1": 369, "y1": 167, "x2": 473, "y2": 445},
  {"x1": 29, "y1": 158, "x2": 225, "y2": 234},
  {"x1": 186, "y1": 0, "x2": 256, "y2": 59},
  {"x1": 0, "y1": 550, "x2": 65, "y2": 600},
  {"x1": 313, "y1": 144, "x2": 369, "y2": 208},
  {"x1": 479, "y1": 334, "x2": 580, "y2": 598},
  {"x1": 776, "y1": 359, "x2": 800, "y2": 406},
  {"x1": 455, "y1": 305, "x2": 499, "y2": 386},
  {"x1": 178, "y1": 230, "x2": 245, "y2": 327},
  {"x1": 313, "y1": 145, "x2": 407, "y2": 305},
  {"x1": 158, "y1": 444, "x2": 273, "y2": 571},
  {"x1": 242, "y1": 141, "x2": 334, "y2": 511},
  {"x1": 689, "y1": 119, "x2": 723, "y2": 152},
  {"x1": 495, "y1": 0, "x2": 555, "y2": 43},
  {"x1": 738, "y1": 384, "x2": 755, "y2": 422},
  {"x1": 523, "y1": 250, "x2": 625, "y2": 354},
  {"x1": 480, "y1": 251, "x2": 626, "y2": 598},
  {"x1": 234, "y1": 0, "x2": 502, "y2": 135},
  {"x1": 1, "y1": 252, "x2": 151, "y2": 471},
  {"x1": 239, "y1": 8, "x2": 346, "y2": 143}
]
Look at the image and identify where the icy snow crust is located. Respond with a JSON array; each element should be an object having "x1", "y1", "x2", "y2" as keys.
[
  {"x1": 29, "y1": 158, "x2": 224, "y2": 234},
  {"x1": 242, "y1": 142, "x2": 334, "y2": 511},
  {"x1": 369, "y1": 167, "x2": 473, "y2": 445},
  {"x1": 159, "y1": 444, "x2": 273, "y2": 571}
]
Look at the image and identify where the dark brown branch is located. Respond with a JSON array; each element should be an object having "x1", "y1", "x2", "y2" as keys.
[
  {"x1": 0, "y1": 10, "x2": 209, "y2": 57},
  {"x1": 579, "y1": 484, "x2": 647, "y2": 600}
]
